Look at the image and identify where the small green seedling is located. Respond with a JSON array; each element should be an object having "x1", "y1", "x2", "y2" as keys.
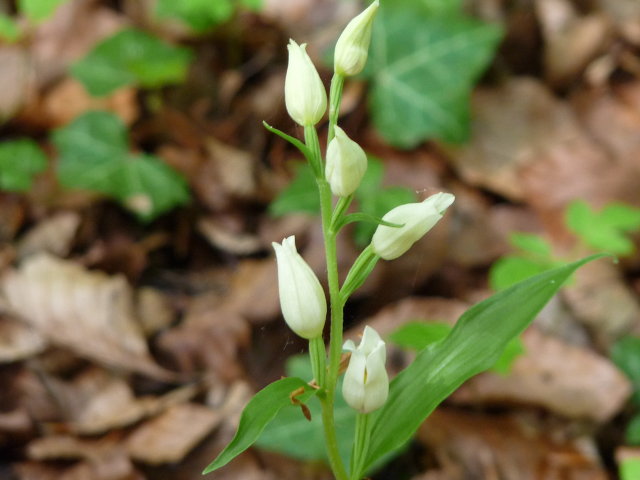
[
  {"x1": 155, "y1": 0, "x2": 262, "y2": 33},
  {"x1": 0, "y1": 139, "x2": 47, "y2": 192},
  {"x1": 0, "y1": 0, "x2": 71, "y2": 42}
]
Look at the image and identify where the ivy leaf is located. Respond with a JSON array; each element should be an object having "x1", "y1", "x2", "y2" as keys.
[
  {"x1": 567, "y1": 200, "x2": 640, "y2": 256},
  {"x1": 156, "y1": 0, "x2": 234, "y2": 32},
  {"x1": 71, "y1": 28, "x2": 193, "y2": 97},
  {"x1": 18, "y1": 0, "x2": 69, "y2": 22},
  {"x1": 53, "y1": 111, "x2": 189, "y2": 221},
  {"x1": 268, "y1": 162, "x2": 320, "y2": 217},
  {"x1": 365, "y1": 7, "x2": 502, "y2": 147},
  {"x1": 0, "y1": 14, "x2": 21, "y2": 42},
  {"x1": 0, "y1": 139, "x2": 47, "y2": 191}
]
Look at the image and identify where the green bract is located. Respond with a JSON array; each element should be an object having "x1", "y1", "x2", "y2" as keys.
[
  {"x1": 71, "y1": 29, "x2": 193, "y2": 97},
  {"x1": 53, "y1": 111, "x2": 189, "y2": 221}
]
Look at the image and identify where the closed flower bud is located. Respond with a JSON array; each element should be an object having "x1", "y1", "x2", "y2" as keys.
[
  {"x1": 325, "y1": 126, "x2": 367, "y2": 197},
  {"x1": 285, "y1": 40, "x2": 327, "y2": 126},
  {"x1": 272, "y1": 236, "x2": 327, "y2": 339},
  {"x1": 334, "y1": 0, "x2": 379, "y2": 76},
  {"x1": 371, "y1": 192, "x2": 455, "y2": 260},
  {"x1": 342, "y1": 326, "x2": 388, "y2": 414}
]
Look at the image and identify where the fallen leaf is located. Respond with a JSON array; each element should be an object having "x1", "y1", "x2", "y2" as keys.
[
  {"x1": 451, "y1": 327, "x2": 631, "y2": 422},
  {"x1": 0, "y1": 254, "x2": 170, "y2": 378},
  {"x1": 198, "y1": 216, "x2": 262, "y2": 256},
  {"x1": 17, "y1": 211, "x2": 80, "y2": 260},
  {"x1": 0, "y1": 316, "x2": 46, "y2": 363},
  {"x1": 417, "y1": 408, "x2": 609, "y2": 480},
  {"x1": 125, "y1": 403, "x2": 221, "y2": 465}
]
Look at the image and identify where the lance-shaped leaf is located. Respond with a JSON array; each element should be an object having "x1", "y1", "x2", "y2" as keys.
[
  {"x1": 361, "y1": 254, "x2": 606, "y2": 474},
  {"x1": 203, "y1": 377, "x2": 317, "y2": 474}
]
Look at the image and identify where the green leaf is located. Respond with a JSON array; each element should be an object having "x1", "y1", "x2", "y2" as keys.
[
  {"x1": 388, "y1": 321, "x2": 524, "y2": 374},
  {"x1": 611, "y1": 336, "x2": 640, "y2": 407},
  {"x1": 18, "y1": 0, "x2": 68, "y2": 21},
  {"x1": 626, "y1": 414, "x2": 640, "y2": 445},
  {"x1": 71, "y1": 28, "x2": 193, "y2": 97},
  {"x1": 489, "y1": 256, "x2": 553, "y2": 291},
  {"x1": 0, "y1": 14, "x2": 21, "y2": 42},
  {"x1": 256, "y1": 355, "x2": 356, "y2": 464},
  {"x1": 365, "y1": 7, "x2": 502, "y2": 147},
  {"x1": 240, "y1": 0, "x2": 263, "y2": 11},
  {"x1": 53, "y1": 111, "x2": 189, "y2": 221},
  {"x1": 566, "y1": 200, "x2": 640, "y2": 256},
  {"x1": 203, "y1": 376, "x2": 317, "y2": 474},
  {"x1": 0, "y1": 139, "x2": 47, "y2": 191},
  {"x1": 621, "y1": 458, "x2": 640, "y2": 480},
  {"x1": 384, "y1": 0, "x2": 463, "y2": 15},
  {"x1": 156, "y1": 0, "x2": 234, "y2": 32},
  {"x1": 354, "y1": 158, "x2": 416, "y2": 246},
  {"x1": 509, "y1": 232, "x2": 552, "y2": 257},
  {"x1": 361, "y1": 254, "x2": 605, "y2": 474},
  {"x1": 269, "y1": 162, "x2": 320, "y2": 217}
]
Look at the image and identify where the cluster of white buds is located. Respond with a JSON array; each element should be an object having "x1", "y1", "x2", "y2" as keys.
[
  {"x1": 342, "y1": 326, "x2": 388, "y2": 414},
  {"x1": 275, "y1": 1, "x2": 455, "y2": 417}
]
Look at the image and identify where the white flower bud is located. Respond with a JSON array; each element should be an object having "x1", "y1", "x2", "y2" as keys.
[
  {"x1": 325, "y1": 126, "x2": 367, "y2": 197},
  {"x1": 272, "y1": 236, "x2": 327, "y2": 339},
  {"x1": 285, "y1": 40, "x2": 327, "y2": 126},
  {"x1": 342, "y1": 326, "x2": 388, "y2": 414},
  {"x1": 371, "y1": 192, "x2": 455, "y2": 260},
  {"x1": 334, "y1": 0, "x2": 380, "y2": 76}
]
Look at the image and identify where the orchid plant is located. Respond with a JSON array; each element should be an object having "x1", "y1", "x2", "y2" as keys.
[{"x1": 204, "y1": 2, "x2": 602, "y2": 479}]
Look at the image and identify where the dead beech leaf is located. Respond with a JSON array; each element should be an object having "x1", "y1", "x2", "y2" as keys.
[
  {"x1": 451, "y1": 327, "x2": 631, "y2": 422},
  {"x1": 17, "y1": 211, "x2": 80, "y2": 260},
  {"x1": 126, "y1": 403, "x2": 221, "y2": 465},
  {"x1": 417, "y1": 408, "x2": 609, "y2": 480},
  {"x1": 198, "y1": 216, "x2": 262, "y2": 255},
  {"x1": 0, "y1": 316, "x2": 46, "y2": 363},
  {"x1": 0, "y1": 254, "x2": 170, "y2": 379},
  {"x1": 0, "y1": 46, "x2": 35, "y2": 121}
]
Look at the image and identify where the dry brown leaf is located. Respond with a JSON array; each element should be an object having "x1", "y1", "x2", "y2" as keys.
[
  {"x1": 0, "y1": 46, "x2": 36, "y2": 121},
  {"x1": 198, "y1": 216, "x2": 262, "y2": 255},
  {"x1": 417, "y1": 408, "x2": 608, "y2": 480},
  {"x1": 38, "y1": 78, "x2": 139, "y2": 128},
  {"x1": 126, "y1": 402, "x2": 221, "y2": 465},
  {"x1": 451, "y1": 327, "x2": 631, "y2": 422},
  {"x1": 17, "y1": 211, "x2": 81, "y2": 260},
  {"x1": 0, "y1": 254, "x2": 170, "y2": 379},
  {"x1": 0, "y1": 316, "x2": 46, "y2": 363},
  {"x1": 135, "y1": 287, "x2": 174, "y2": 337}
]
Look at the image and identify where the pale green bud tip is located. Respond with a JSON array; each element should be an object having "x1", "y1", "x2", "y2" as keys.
[
  {"x1": 371, "y1": 192, "x2": 455, "y2": 260},
  {"x1": 325, "y1": 126, "x2": 368, "y2": 197},
  {"x1": 342, "y1": 325, "x2": 388, "y2": 414},
  {"x1": 272, "y1": 235, "x2": 327, "y2": 339},
  {"x1": 334, "y1": 0, "x2": 380, "y2": 76},
  {"x1": 284, "y1": 39, "x2": 327, "y2": 126}
]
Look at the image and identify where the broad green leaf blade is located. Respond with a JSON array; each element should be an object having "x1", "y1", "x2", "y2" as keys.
[
  {"x1": 19, "y1": 0, "x2": 68, "y2": 21},
  {"x1": 367, "y1": 9, "x2": 502, "y2": 147},
  {"x1": 203, "y1": 377, "x2": 317, "y2": 474},
  {"x1": 626, "y1": 413, "x2": 640, "y2": 445},
  {"x1": 0, "y1": 139, "x2": 47, "y2": 191},
  {"x1": 256, "y1": 355, "x2": 355, "y2": 464},
  {"x1": 363, "y1": 254, "x2": 605, "y2": 472},
  {"x1": 0, "y1": 14, "x2": 21, "y2": 42},
  {"x1": 71, "y1": 28, "x2": 193, "y2": 97},
  {"x1": 156, "y1": 0, "x2": 234, "y2": 32},
  {"x1": 384, "y1": 0, "x2": 463, "y2": 16},
  {"x1": 114, "y1": 154, "x2": 190, "y2": 222},
  {"x1": 53, "y1": 111, "x2": 128, "y2": 164},
  {"x1": 269, "y1": 163, "x2": 320, "y2": 217}
]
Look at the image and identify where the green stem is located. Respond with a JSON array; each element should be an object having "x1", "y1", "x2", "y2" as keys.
[
  {"x1": 328, "y1": 73, "x2": 345, "y2": 143},
  {"x1": 350, "y1": 413, "x2": 371, "y2": 480},
  {"x1": 309, "y1": 336, "x2": 326, "y2": 388},
  {"x1": 304, "y1": 125, "x2": 324, "y2": 178}
]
